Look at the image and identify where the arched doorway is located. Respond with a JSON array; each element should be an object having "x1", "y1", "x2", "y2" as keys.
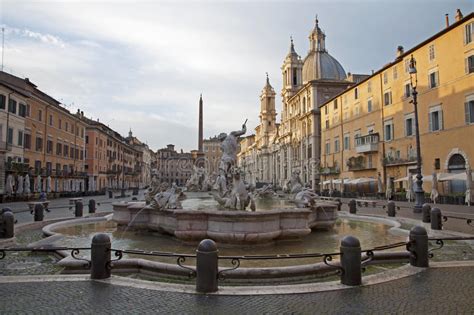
[{"x1": 448, "y1": 153, "x2": 466, "y2": 193}]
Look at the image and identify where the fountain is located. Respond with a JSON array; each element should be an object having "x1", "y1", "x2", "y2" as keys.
[{"x1": 112, "y1": 121, "x2": 338, "y2": 244}]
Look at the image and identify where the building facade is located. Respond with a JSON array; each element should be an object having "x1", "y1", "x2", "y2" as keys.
[
  {"x1": 0, "y1": 71, "x2": 88, "y2": 193},
  {"x1": 155, "y1": 144, "x2": 193, "y2": 186},
  {"x1": 238, "y1": 18, "x2": 354, "y2": 189},
  {"x1": 319, "y1": 11, "x2": 474, "y2": 194},
  {"x1": 203, "y1": 136, "x2": 222, "y2": 176}
]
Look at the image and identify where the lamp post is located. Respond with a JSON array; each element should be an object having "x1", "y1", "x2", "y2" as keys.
[{"x1": 409, "y1": 55, "x2": 424, "y2": 213}]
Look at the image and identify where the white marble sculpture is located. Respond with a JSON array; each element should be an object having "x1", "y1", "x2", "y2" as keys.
[
  {"x1": 254, "y1": 184, "x2": 277, "y2": 199},
  {"x1": 284, "y1": 170, "x2": 303, "y2": 194},
  {"x1": 294, "y1": 188, "x2": 319, "y2": 208}
]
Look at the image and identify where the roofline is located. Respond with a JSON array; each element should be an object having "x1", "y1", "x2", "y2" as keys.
[
  {"x1": 320, "y1": 11, "x2": 474, "y2": 108},
  {"x1": 0, "y1": 82, "x2": 31, "y2": 98}
]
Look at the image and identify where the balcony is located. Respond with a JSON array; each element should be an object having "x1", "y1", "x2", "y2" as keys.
[
  {"x1": 0, "y1": 141, "x2": 12, "y2": 152},
  {"x1": 318, "y1": 166, "x2": 340, "y2": 175},
  {"x1": 355, "y1": 133, "x2": 379, "y2": 154},
  {"x1": 346, "y1": 156, "x2": 376, "y2": 171},
  {"x1": 383, "y1": 155, "x2": 418, "y2": 166}
]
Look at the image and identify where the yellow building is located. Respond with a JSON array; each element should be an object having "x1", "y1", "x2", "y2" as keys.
[{"x1": 320, "y1": 11, "x2": 474, "y2": 196}]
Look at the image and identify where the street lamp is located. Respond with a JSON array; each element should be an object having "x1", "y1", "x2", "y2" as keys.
[{"x1": 408, "y1": 55, "x2": 424, "y2": 213}]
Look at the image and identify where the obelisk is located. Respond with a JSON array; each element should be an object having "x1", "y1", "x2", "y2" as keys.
[{"x1": 198, "y1": 94, "x2": 203, "y2": 152}]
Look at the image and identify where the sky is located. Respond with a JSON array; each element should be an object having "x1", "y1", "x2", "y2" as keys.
[{"x1": 0, "y1": 0, "x2": 472, "y2": 152}]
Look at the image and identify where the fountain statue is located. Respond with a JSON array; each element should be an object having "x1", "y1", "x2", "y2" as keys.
[
  {"x1": 283, "y1": 170, "x2": 303, "y2": 194},
  {"x1": 211, "y1": 120, "x2": 255, "y2": 210},
  {"x1": 145, "y1": 177, "x2": 183, "y2": 210},
  {"x1": 254, "y1": 184, "x2": 277, "y2": 199},
  {"x1": 186, "y1": 166, "x2": 210, "y2": 192},
  {"x1": 294, "y1": 188, "x2": 319, "y2": 208}
]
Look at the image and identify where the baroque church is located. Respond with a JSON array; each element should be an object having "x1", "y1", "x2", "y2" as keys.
[{"x1": 238, "y1": 18, "x2": 361, "y2": 189}]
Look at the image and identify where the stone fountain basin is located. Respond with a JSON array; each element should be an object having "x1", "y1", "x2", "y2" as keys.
[{"x1": 113, "y1": 202, "x2": 337, "y2": 244}]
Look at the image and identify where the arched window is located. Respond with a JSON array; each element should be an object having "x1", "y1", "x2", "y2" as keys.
[{"x1": 302, "y1": 97, "x2": 306, "y2": 113}]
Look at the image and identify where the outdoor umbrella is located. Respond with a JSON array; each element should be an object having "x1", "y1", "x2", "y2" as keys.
[
  {"x1": 329, "y1": 178, "x2": 334, "y2": 196},
  {"x1": 340, "y1": 178, "x2": 345, "y2": 194},
  {"x1": 54, "y1": 177, "x2": 59, "y2": 192},
  {"x1": 377, "y1": 174, "x2": 383, "y2": 194},
  {"x1": 385, "y1": 177, "x2": 392, "y2": 200},
  {"x1": 5, "y1": 174, "x2": 13, "y2": 196},
  {"x1": 466, "y1": 168, "x2": 473, "y2": 206},
  {"x1": 46, "y1": 176, "x2": 52, "y2": 193},
  {"x1": 430, "y1": 172, "x2": 439, "y2": 204},
  {"x1": 24, "y1": 174, "x2": 30, "y2": 194},
  {"x1": 17, "y1": 175, "x2": 24, "y2": 195},
  {"x1": 406, "y1": 175, "x2": 414, "y2": 202},
  {"x1": 36, "y1": 175, "x2": 42, "y2": 193}
]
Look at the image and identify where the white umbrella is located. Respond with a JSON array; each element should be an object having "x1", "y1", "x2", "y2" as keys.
[
  {"x1": 406, "y1": 175, "x2": 414, "y2": 202},
  {"x1": 377, "y1": 174, "x2": 383, "y2": 194},
  {"x1": 24, "y1": 174, "x2": 30, "y2": 194},
  {"x1": 385, "y1": 177, "x2": 392, "y2": 200},
  {"x1": 340, "y1": 178, "x2": 345, "y2": 193},
  {"x1": 5, "y1": 174, "x2": 13, "y2": 196},
  {"x1": 17, "y1": 175, "x2": 24, "y2": 195},
  {"x1": 430, "y1": 172, "x2": 439, "y2": 204},
  {"x1": 466, "y1": 168, "x2": 473, "y2": 206},
  {"x1": 329, "y1": 178, "x2": 334, "y2": 196},
  {"x1": 54, "y1": 177, "x2": 59, "y2": 192},
  {"x1": 46, "y1": 176, "x2": 52, "y2": 193},
  {"x1": 36, "y1": 175, "x2": 42, "y2": 193}
]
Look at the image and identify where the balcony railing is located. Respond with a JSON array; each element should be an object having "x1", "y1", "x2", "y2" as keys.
[
  {"x1": 318, "y1": 166, "x2": 340, "y2": 175},
  {"x1": 355, "y1": 133, "x2": 379, "y2": 154},
  {"x1": 346, "y1": 156, "x2": 376, "y2": 171},
  {"x1": 383, "y1": 155, "x2": 418, "y2": 166}
]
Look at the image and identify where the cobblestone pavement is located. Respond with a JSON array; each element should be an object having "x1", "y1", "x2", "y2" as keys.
[{"x1": 0, "y1": 266, "x2": 472, "y2": 314}]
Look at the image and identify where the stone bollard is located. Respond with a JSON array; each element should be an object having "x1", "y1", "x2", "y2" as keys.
[
  {"x1": 335, "y1": 198, "x2": 342, "y2": 211},
  {"x1": 90, "y1": 233, "x2": 111, "y2": 279},
  {"x1": 422, "y1": 203, "x2": 431, "y2": 223},
  {"x1": 348, "y1": 199, "x2": 357, "y2": 214},
  {"x1": 0, "y1": 209, "x2": 15, "y2": 238},
  {"x1": 88, "y1": 199, "x2": 96, "y2": 214},
  {"x1": 386, "y1": 201, "x2": 396, "y2": 217},
  {"x1": 408, "y1": 226, "x2": 429, "y2": 267},
  {"x1": 34, "y1": 203, "x2": 44, "y2": 222},
  {"x1": 196, "y1": 239, "x2": 218, "y2": 293},
  {"x1": 340, "y1": 235, "x2": 362, "y2": 286},
  {"x1": 75, "y1": 201, "x2": 83, "y2": 217},
  {"x1": 430, "y1": 207, "x2": 442, "y2": 230},
  {"x1": 108, "y1": 190, "x2": 113, "y2": 199}
]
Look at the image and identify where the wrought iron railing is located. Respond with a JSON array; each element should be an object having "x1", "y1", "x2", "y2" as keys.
[{"x1": 442, "y1": 215, "x2": 474, "y2": 227}]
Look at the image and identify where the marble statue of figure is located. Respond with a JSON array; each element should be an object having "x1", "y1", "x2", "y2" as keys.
[
  {"x1": 145, "y1": 175, "x2": 161, "y2": 205},
  {"x1": 213, "y1": 170, "x2": 255, "y2": 211},
  {"x1": 294, "y1": 188, "x2": 319, "y2": 208},
  {"x1": 218, "y1": 121, "x2": 247, "y2": 174},
  {"x1": 151, "y1": 186, "x2": 183, "y2": 210},
  {"x1": 213, "y1": 168, "x2": 228, "y2": 196},
  {"x1": 285, "y1": 170, "x2": 303, "y2": 194},
  {"x1": 254, "y1": 184, "x2": 277, "y2": 199}
]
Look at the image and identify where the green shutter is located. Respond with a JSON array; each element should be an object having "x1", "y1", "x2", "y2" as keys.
[
  {"x1": 465, "y1": 102, "x2": 470, "y2": 124},
  {"x1": 429, "y1": 112, "x2": 433, "y2": 132},
  {"x1": 439, "y1": 110, "x2": 443, "y2": 130}
]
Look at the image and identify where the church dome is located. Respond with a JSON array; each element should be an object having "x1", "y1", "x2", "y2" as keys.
[
  {"x1": 302, "y1": 50, "x2": 346, "y2": 82},
  {"x1": 302, "y1": 17, "x2": 347, "y2": 83}
]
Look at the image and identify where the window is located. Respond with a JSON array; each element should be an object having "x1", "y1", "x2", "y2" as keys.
[
  {"x1": 325, "y1": 119, "x2": 329, "y2": 129},
  {"x1": 8, "y1": 99, "x2": 17, "y2": 114},
  {"x1": 17, "y1": 130, "x2": 23, "y2": 146},
  {"x1": 383, "y1": 72, "x2": 388, "y2": 84},
  {"x1": 7, "y1": 128, "x2": 13, "y2": 144},
  {"x1": 292, "y1": 68, "x2": 297, "y2": 86},
  {"x1": 466, "y1": 98, "x2": 474, "y2": 124},
  {"x1": 85, "y1": 135, "x2": 89, "y2": 144},
  {"x1": 49, "y1": 115, "x2": 53, "y2": 126},
  {"x1": 35, "y1": 137, "x2": 43, "y2": 151},
  {"x1": 325, "y1": 141, "x2": 330, "y2": 155},
  {"x1": 71, "y1": 125, "x2": 74, "y2": 134},
  {"x1": 70, "y1": 146, "x2": 74, "y2": 158},
  {"x1": 384, "y1": 120, "x2": 394, "y2": 141},
  {"x1": 26, "y1": 104, "x2": 30, "y2": 116},
  {"x1": 354, "y1": 88, "x2": 358, "y2": 100},
  {"x1": 56, "y1": 163, "x2": 61, "y2": 174},
  {"x1": 59, "y1": 119, "x2": 62, "y2": 129},
  {"x1": 65, "y1": 122, "x2": 68, "y2": 132},
  {"x1": 367, "y1": 81, "x2": 372, "y2": 93},
  {"x1": 64, "y1": 144, "x2": 69, "y2": 157},
  {"x1": 19, "y1": 103, "x2": 27, "y2": 117},
  {"x1": 435, "y1": 158, "x2": 440, "y2": 170},
  {"x1": 404, "y1": 59, "x2": 410, "y2": 73},
  {"x1": 384, "y1": 91, "x2": 392, "y2": 106},
  {"x1": 429, "y1": 71, "x2": 439, "y2": 88},
  {"x1": 343, "y1": 134, "x2": 350, "y2": 150},
  {"x1": 24, "y1": 134, "x2": 31, "y2": 149},
  {"x1": 367, "y1": 99, "x2": 373, "y2": 112},
  {"x1": 324, "y1": 105, "x2": 328, "y2": 115},
  {"x1": 334, "y1": 99, "x2": 338, "y2": 110},
  {"x1": 47, "y1": 139, "x2": 53, "y2": 154},
  {"x1": 38, "y1": 110, "x2": 42, "y2": 122},
  {"x1": 81, "y1": 127, "x2": 84, "y2": 138},
  {"x1": 334, "y1": 138, "x2": 340, "y2": 153},
  {"x1": 0, "y1": 94, "x2": 5, "y2": 109},
  {"x1": 404, "y1": 83, "x2": 411, "y2": 98},
  {"x1": 405, "y1": 115, "x2": 415, "y2": 136},
  {"x1": 465, "y1": 21, "x2": 473, "y2": 44},
  {"x1": 367, "y1": 155, "x2": 373, "y2": 168},
  {"x1": 429, "y1": 44, "x2": 435, "y2": 61},
  {"x1": 466, "y1": 55, "x2": 474, "y2": 74},
  {"x1": 56, "y1": 143, "x2": 62, "y2": 155},
  {"x1": 354, "y1": 104, "x2": 360, "y2": 116},
  {"x1": 429, "y1": 106, "x2": 443, "y2": 132},
  {"x1": 393, "y1": 66, "x2": 398, "y2": 80}
]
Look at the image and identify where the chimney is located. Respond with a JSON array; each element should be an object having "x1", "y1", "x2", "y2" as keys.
[
  {"x1": 81, "y1": 111, "x2": 84, "y2": 118},
  {"x1": 445, "y1": 14, "x2": 449, "y2": 28},
  {"x1": 455, "y1": 9, "x2": 463, "y2": 22},
  {"x1": 396, "y1": 46, "x2": 404, "y2": 57}
]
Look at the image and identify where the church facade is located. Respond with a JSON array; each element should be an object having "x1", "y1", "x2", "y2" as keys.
[{"x1": 238, "y1": 19, "x2": 354, "y2": 189}]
